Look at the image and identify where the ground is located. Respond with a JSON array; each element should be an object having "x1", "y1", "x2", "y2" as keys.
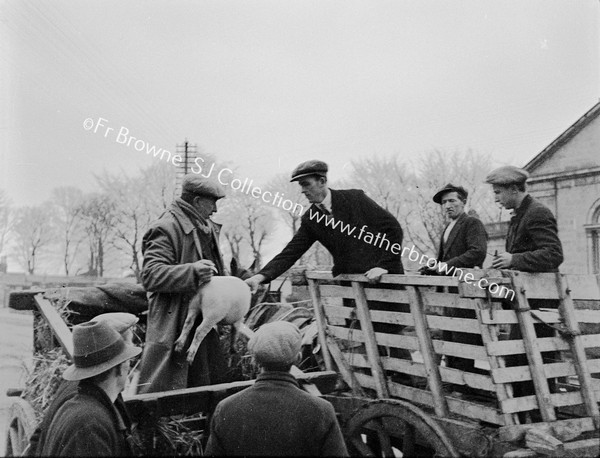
[{"x1": 0, "y1": 308, "x2": 33, "y2": 455}]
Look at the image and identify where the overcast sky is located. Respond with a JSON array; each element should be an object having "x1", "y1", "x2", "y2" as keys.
[{"x1": 1, "y1": 0, "x2": 599, "y2": 207}]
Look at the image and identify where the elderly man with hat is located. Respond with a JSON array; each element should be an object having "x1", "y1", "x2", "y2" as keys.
[
  {"x1": 486, "y1": 165, "x2": 563, "y2": 272},
  {"x1": 30, "y1": 313, "x2": 139, "y2": 455},
  {"x1": 138, "y1": 173, "x2": 229, "y2": 393},
  {"x1": 205, "y1": 321, "x2": 348, "y2": 457},
  {"x1": 246, "y1": 159, "x2": 404, "y2": 291},
  {"x1": 39, "y1": 320, "x2": 141, "y2": 456}
]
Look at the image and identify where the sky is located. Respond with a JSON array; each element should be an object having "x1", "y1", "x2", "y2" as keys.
[{"x1": 1, "y1": 0, "x2": 599, "y2": 208}]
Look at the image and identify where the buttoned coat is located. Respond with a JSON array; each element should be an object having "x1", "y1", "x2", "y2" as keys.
[
  {"x1": 204, "y1": 371, "x2": 348, "y2": 457},
  {"x1": 138, "y1": 201, "x2": 226, "y2": 393},
  {"x1": 437, "y1": 212, "x2": 488, "y2": 269},
  {"x1": 506, "y1": 195, "x2": 563, "y2": 272},
  {"x1": 39, "y1": 381, "x2": 133, "y2": 457},
  {"x1": 259, "y1": 188, "x2": 404, "y2": 281}
]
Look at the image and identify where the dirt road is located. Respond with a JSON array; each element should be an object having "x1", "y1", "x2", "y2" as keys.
[{"x1": 0, "y1": 308, "x2": 33, "y2": 455}]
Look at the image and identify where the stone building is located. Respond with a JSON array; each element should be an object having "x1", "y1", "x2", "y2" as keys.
[{"x1": 485, "y1": 101, "x2": 600, "y2": 274}]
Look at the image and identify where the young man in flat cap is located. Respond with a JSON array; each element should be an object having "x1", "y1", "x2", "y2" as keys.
[
  {"x1": 421, "y1": 184, "x2": 488, "y2": 392},
  {"x1": 30, "y1": 313, "x2": 139, "y2": 455},
  {"x1": 39, "y1": 320, "x2": 141, "y2": 456},
  {"x1": 205, "y1": 321, "x2": 348, "y2": 457},
  {"x1": 486, "y1": 165, "x2": 563, "y2": 422},
  {"x1": 245, "y1": 159, "x2": 404, "y2": 289},
  {"x1": 138, "y1": 173, "x2": 229, "y2": 393}
]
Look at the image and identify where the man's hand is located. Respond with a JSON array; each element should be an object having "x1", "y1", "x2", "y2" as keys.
[
  {"x1": 193, "y1": 259, "x2": 216, "y2": 284},
  {"x1": 419, "y1": 265, "x2": 438, "y2": 276},
  {"x1": 245, "y1": 274, "x2": 266, "y2": 293},
  {"x1": 492, "y1": 252, "x2": 513, "y2": 269},
  {"x1": 365, "y1": 267, "x2": 388, "y2": 283}
]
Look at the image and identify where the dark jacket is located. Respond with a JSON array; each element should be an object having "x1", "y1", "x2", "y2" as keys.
[
  {"x1": 259, "y1": 188, "x2": 404, "y2": 280},
  {"x1": 39, "y1": 381, "x2": 134, "y2": 457},
  {"x1": 506, "y1": 195, "x2": 563, "y2": 272},
  {"x1": 138, "y1": 200, "x2": 227, "y2": 393},
  {"x1": 437, "y1": 212, "x2": 488, "y2": 269},
  {"x1": 204, "y1": 371, "x2": 348, "y2": 457}
]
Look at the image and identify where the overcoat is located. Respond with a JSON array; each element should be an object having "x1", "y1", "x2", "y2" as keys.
[
  {"x1": 39, "y1": 381, "x2": 134, "y2": 457},
  {"x1": 259, "y1": 188, "x2": 404, "y2": 281},
  {"x1": 204, "y1": 371, "x2": 348, "y2": 457},
  {"x1": 506, "y1": 194, "x2": 563, "y2": 272},
  {"x1": 437, "y1": 212, "x2": 488, "y2": 268},
  {"x1": 138, "y1": 201, "x2": 226, "y2": 393}
]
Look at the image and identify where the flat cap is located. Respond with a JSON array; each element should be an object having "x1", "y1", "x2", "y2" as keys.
[
  {"x1": 290, "y1": 160, "x2": 328, "y2": 182},
  {"x1": 182, "y1": 173, "x2": 226, "y2": 199},
  {"x1": 485, "y1": 166, "x2": 529, "y2": 186},
  {"x1": 433, "y1": 183, "x2": 468, "y2": 204},
  {"x1": 248, "y1": 321, "x2": 302, "y2": 366},
  {"x1": 91, "y1": 312, "x2": 139, "y2": 335}
]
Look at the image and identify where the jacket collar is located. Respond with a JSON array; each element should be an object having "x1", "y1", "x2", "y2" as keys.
[
  {"x1": 78, "y1": 381, "x2": 127, "y2": 433},
  {"x1": 513, "y1": 194, "x2": 533, "y2": 219},
  {"x1": 443, "y1": 211, "x2": 466, "y2": 251},
  {"x1": 169, "y1": 200, "x2": 222, "y2": 236},
  {"x1": 255, "y1": 371, "x2": 300, "y2": 388}
]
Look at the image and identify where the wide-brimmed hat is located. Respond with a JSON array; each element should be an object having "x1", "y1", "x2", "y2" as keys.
[
  {"x1": 62, "y1": 320, "x2": 141, "y2": 381},
  {"x1": 432, "y1": 183, "x2": 468, "y2": 204},
  {"x1": 91, "y1": 312, "x2": 139, "y2": 335},
  {"x1": 248, "y1": 321, "x2": 302, "y2": 366}
]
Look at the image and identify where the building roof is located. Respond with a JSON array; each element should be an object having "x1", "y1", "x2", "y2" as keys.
[{"x1": 524, "y1": 101, "x2": 600, "y2": 174}]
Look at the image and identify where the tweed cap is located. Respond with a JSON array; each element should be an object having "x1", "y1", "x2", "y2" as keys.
[
  {"x1": 248, "y1": 321, "x2": 302, "y2": 366},
  {"x1": 433, "y1": 183, "x2": 468, "y2": 204},
  {"x1": 182, "y1": 174, "x2": 226, "y2": 199},
  {"x1": 485, "y1": 166, "x2": 529, "y2": 186},
  {"x1": 290, "y1": 160, "x2": 328, "y2": 182},
  {"x1": 91, "y1": 312, "x2": 139, "y2": 335},
  {"x1": 62, "y1": 320, "x2": 141, "y2": 381}
]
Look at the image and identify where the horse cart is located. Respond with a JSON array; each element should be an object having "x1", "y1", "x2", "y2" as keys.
[{"x1": 4, "y1": 269, "x2": 600, "y2": 457}]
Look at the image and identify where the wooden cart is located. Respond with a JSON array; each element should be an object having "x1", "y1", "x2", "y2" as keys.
[{"x1": 305, "y1": 269, "x2": 600, "y2": 457}]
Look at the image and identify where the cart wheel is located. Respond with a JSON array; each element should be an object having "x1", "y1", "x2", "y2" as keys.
[
  {"x1": 5, "y1": 398, "x2": 37, "y2": 457},
  {"x1": 344, "y1": 399, "x2": 459, "y2": 458}
]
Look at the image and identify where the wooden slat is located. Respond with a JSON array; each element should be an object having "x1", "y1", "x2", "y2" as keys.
[
  {"x1": 446, "y1": 396, "x2": 504, "y2": 425},
  {"x1": 486, "y1": 334, "x2": 600, "y2": 356},
  {"x1": 305, "y1": 271, "x2": 459, "y2": 287},
  {"x1": 480, "y1": 309, "x2": 560, "y2": 325},
  {"x1": 34, "y1": 294, "x2": 73, "y2": 359},
  {"x1": 340, "y1": 352, "x2": 428, "y2": 378},
  {"x1": 439, "y1": 366, "x2": 495, "y2": 392},
  {"x1": 351, "y1": 281, "x2": 389, "y2": 397},
  {"x1": 500, "y1": 416, "x2": 598, "y2": 442},
  {"x1": 325, "y1": 335, "x2": 366, "y2": 396},
  {"x1": 492, "y1": 361, "x2": 580, "y2": 384},
  {"x1": 507, "y1": 272, "x2": 556, "y2": 422},
  {"x1": 426, "y1": 315, "x2": 481, "y2": 333},
  {"x1": 431, "y1": 340, "x2": 489, "y2": 360},
  {"x1": 420, "y1": 291, "x2": 479, "y2": 310},
  {"x1": 324, "y1": 304, "x2": 415, "y2": 327},
  {"x1": 556, "y1": 273, "x2": 600, "y2": 428},
  {"x1": 308, "y1": 279, "x2": 333, "y2": 371},
  {"x1": 575, "y1": 309, "x2": 600, "y2": 323},
  {"x1": 563, "y1": 438, "x2": 600, "y2": 456},
  {"x1": 561, "y1": 274, "x2": 600, "y2": 300},
  {"x1": 500, "y1": 389, "x2": 600, "y2": 414},
  {"x1": 407, "y1": 286, "x2": 447, "y2": 416},
  {"x1": 327, "y1": 324, "x2": 421, "y2": 351}
]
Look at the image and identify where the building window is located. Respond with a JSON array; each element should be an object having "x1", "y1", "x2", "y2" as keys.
[{"x1": 586, "y1": 204, "x2": 600, "y2": 274}]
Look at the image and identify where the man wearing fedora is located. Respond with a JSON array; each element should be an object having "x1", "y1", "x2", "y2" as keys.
[
  {"x1": 421, "y1": 184, "x2": 488, "y2": 395},
  {"x1": 39, "y1": 320, "x2": 141, "y2": 456},
  {"x1": 31, "y1": 313, "x2": 139, "y2": 456},
  {"x1": 245, "y1": 159, "x2": 404, "y2": 290},
  {"x1": 138, "y1": 173, "x2": 229, "y2": 393},
  {"x1": 205, "y1": 321, "x2": 348, "y2": 457}
]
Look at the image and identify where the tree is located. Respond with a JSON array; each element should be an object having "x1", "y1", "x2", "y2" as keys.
[
  {"x1": 79, "y1": 193, "x2": 116, "y2": 277},
  {"x1": 0, "y1": 189, "x2": 14, "y2": 259},
  {"x1": 12, "y1": 205, "x2": 56, "y2": 274},
  {"x1": 50, "y1": 187, "x2": 85, "y2": 275}
]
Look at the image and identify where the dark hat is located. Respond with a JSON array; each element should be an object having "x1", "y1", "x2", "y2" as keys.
[
  {"x1": 91, "y1": 312, "x2": 139, "y2": 335},
  {"x1": 248, "y1": 321, "x2": 302, "y2": 366},
  {"x1": 62, "y1": 320, "x2": 141, "y2": 381},
  {"x1": 485, "y1": 166, "x2": 529, "y2": 186},
  {"x1": 290, "y1": 160, "x2": 328, "y2": 182},
  {"x1": 182, "y1": 174, "x2": 226, "y2": 199},
  {"x1": 433, "y1": 183, "x2": 468, "y2": 204}
]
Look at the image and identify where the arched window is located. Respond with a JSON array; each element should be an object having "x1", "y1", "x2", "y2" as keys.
[{"x1": 586, "y1": 201, "x2": 600, "y2": 274}]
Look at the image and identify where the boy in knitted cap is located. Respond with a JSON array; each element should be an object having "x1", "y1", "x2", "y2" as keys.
[{"x1": 205, "y1": 321, "x2": 348, "y2": 456}]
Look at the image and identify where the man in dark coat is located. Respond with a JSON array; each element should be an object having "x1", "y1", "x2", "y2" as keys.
[
  {"x1": 39, "y1": 320, "x2": 141, "y2": 456},
  {"x1": 205, "y1": 321, "x2": 348, "y2": 457},
  {"x1": 245, "y1": 160, "x2": 404, "y2": 291},
  {"x1": 486, "y1": 165, "x2": 564, "y2": 422},
  {"x1": 421, "y1": 184, "x2": 488, "y2": 391},
  {"x1": 138, "y1": 174, "x2": 228, "y2": 393}
]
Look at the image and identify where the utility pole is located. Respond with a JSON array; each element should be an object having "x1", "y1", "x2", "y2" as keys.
[{"x1": 174, "y1": 139, "x2": 199, "y2": 196}]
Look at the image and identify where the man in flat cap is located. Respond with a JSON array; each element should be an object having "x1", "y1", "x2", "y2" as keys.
[
  {"x1": 205, "y1": 321, "x2": 348, "y2": 457},
  {"x1": 486, "y1": 165, "x2": 563, "y2": 272},
  {"x1": 40, "y1": 320, "x2": 141, "y2": 456},
  {"x1": 245, "y1": 159, "x2": 404, "y2": 290},
  {"x1": 31, "y1": 313, "x2": 140, "y2": 455},
  {"x1": 138, "y1": 173, "x2": 229, "y2": 393}
]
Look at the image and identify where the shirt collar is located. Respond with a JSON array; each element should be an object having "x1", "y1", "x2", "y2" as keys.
[{"x1": 319, "y1": 188, "x2": 332, "y2": 213}]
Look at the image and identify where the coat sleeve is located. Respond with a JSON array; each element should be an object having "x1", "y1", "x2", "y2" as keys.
[
  {"x1": 257, "y1": 222, "x2": 317, "y2": 282},
  {"x1": 356, "y1": 191, "x2": 404, "y2": 271},
  {"x1": 510, "y1": 206, "x2": 564, "y2": 272},
  {"x1": 320, "y1": 403, "x2": 350, "y2": 457},
  {"x1": 141, "y1": 226, "x2": 199, "y2": 293},
  {"x1": 445, "y1": 218, "x2": 488, "y2": 269}
]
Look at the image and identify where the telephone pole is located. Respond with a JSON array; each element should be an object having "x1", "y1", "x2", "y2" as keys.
[{"x1": 174, "y1": 139, "x2": 199, "y2": 196}]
